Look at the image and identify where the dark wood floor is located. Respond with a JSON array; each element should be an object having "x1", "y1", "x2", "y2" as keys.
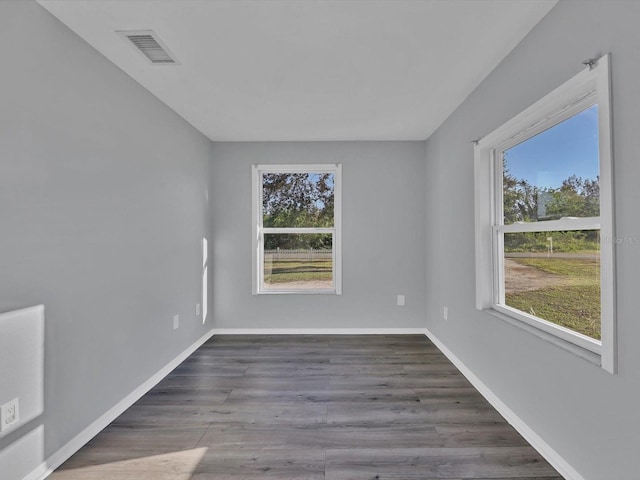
[{"x1": 51, "y1": 334, "x2": 563, "y2": 479}]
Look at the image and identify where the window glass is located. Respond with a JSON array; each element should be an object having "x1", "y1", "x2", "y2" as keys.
[
  {"x1": 503, "y1": 105, "x2": 600, "y2": 224},
  {"x1": 499, "y1": 104, "x2": 602, "y2": 341},
  {"x1": 503, "y1": 230, "x2": 600, "y2": 340},
  {"x1": 263, "y1": 173, "x2": 334, "y2": 228},
  {"x1": 253, "y1": 164, "x2": 341, "y2": 295},
  {"x1": 263, "y1": 233, "x2": 333, "y2": 290},
  {"x1": 474, "y1": 54, "x2": 615, "y2": 371}
]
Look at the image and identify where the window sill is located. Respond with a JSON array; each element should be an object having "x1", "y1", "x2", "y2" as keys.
[
  {"x1": 481, "y1": 307, "x2": 601, "y2": 368},
  {"x1": 254, "y1": 289, "x2": 340, "y2": 296}
]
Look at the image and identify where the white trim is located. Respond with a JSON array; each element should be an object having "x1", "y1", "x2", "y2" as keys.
[
  {"x1": 262, "y1": 227, "x2": 335, "y2": 234},
  {"x1": 476, "y1": 58, "x2": 600, "y2": 150},
  {"x1": 211, "y1": 328, "x2": 428, "y2": 335},
  {"x1": 24, "y1": 463, "x2": 49, "y2": 480},
  {"x1": 256, "y1": 163, "x2": 340, "y2": 174},
  {"x1": 497, "y1": 217, "x2": 600, "y2": 233},
  {"x1": 495, "y1": 90, "x2": 597, "y2": 153},
  {"x1": 474, "y1": 53, "x2": 616, "y2": 372},
  {"x1": 333, "y1": 164, "x2": 343, "y2": 295},
  {"x1": 483, "y1": 308, "x2": 601, "y2": 365},
  {"x1": 23, "y1": 326, "x2": 585, "y2": 480},
  {"x1": 26, "y1": 328, "x2": 216, "y2": 480},
  {"x1": 253, "y1": 288, "x2": 337, "y2": 296},
  {"x1": 251, "y1": 164, "x2": 260, "y2": 296},
  {"x1": 424, "y1": 328, "x2": 586, "y2": 480},
  {"x1": 493, "y1": 304, "x2": 601, "y2": 353},
  {"x1": 252, "y1": 164, "x2": 342, "y2": 295},
  {"x1": 594, "y1": 54, "x2": 617, "y2": 374},
  {"x1": 474, "y1": 143, "x2": 495, "y2": 310}
]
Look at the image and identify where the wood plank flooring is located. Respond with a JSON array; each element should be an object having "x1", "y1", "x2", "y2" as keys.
[{"x1": 50, "y1": 334, "x2": 563, "y2": 479}]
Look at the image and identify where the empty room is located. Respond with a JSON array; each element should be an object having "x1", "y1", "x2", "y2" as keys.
[{"x1": 1, "y1": 0, "x2": 639, "y2": 479}]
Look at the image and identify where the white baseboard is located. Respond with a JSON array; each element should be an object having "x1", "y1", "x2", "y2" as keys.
[
  {"x1": 211, "y1": 328, "x2": 428, "y2": 335},
  {"x1": 26, "y1": 327, "x2": 579, "y2": 479},
  {"x1": 26, "y1": 328, "x2": 216, "y2": 480},
  {"x1": 424, "y1": 327, "x2": 584, "y2": 480}
]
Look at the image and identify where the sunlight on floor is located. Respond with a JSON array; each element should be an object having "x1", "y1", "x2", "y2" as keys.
[{"x1": 52, "y1": 447, "x2": 208, "y2": 480}]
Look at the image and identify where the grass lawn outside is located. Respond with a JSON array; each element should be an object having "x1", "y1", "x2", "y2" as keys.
[
  {"x1": 505, "y1": 256, "x2": 601, "y2": 340},
  {"x1": 264, "y1": 259, "x2": 333, "y2": 284}
]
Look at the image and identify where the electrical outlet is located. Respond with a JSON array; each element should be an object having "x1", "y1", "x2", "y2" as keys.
[
  {"x1": 196, "y1": 304, "x2": 201, "y2": 316},
  {"x1": 443, "y1": 306, "x2": 448, "y2": 321},
  {"x1": 1, "y1": 398, "x2": 19, "y2": 432},
  {"x1": 397, "y1": 294, "x2": 405, "y2": 307},
  {"x1": 173, "y1": 314, "x2": 180, "y2": 330}
]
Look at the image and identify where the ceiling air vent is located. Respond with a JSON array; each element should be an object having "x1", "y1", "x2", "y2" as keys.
[{"x1": 118, "y1": 30, "x2": 179, "y2": 65}]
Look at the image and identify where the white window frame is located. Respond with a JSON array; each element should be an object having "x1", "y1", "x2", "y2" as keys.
[
  {"x1": 474, "y1": 54, "x2": 616, "y2": 373},
  {"x1": 252, "y1": 164, "x2": 342, "y2": 295}
]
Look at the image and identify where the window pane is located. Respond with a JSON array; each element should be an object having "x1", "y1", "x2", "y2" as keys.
[
  {"x1": 503, "y1": 105, "x2": 600, "y2": 224},
  {"x1": 263, "y1": 233, "x2": 333, "y2": 290},
  {"x1": 503, "y1": 230, "x2": 600, "y2": 340},
  {"x1": 263, "y1": 172, "x2": 334, "y2": 228}
]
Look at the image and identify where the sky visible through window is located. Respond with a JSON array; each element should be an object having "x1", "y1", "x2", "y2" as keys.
[{"x1": 505, "y1": 104, "x2": 599, "y2": 188}]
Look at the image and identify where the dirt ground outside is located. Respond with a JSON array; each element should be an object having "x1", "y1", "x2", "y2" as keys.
[
  {"x1": 504, "y1": 259, "x2": 567, "y2": 294},
  {"x1": 265, "y1": 259, "x2": 583, "y2": 294},
  {"x1": 265, "y1": 261, "x2": 565, "y2": 293}
]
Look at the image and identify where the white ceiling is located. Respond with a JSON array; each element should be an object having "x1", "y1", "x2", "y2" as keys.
[{"x1": 37, "y1": 0, "x2": 557, "y2": 142}]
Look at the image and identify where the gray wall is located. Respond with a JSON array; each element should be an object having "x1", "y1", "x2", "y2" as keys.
[
  {"x1": 7, "y1": 1, "x2": 636, "y2": 478},
  {"x1": 424, "y1": 1, "x2": 640, "y2": 478},
  {"x1": 0, "y1": 0, "x2": 213, "y2": 473},
  {"x1": 210, "y1": 142, "x2": 426, "y2": 330}
]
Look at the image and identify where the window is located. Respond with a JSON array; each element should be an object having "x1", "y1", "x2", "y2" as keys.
[
  {"x1": 252, "y1": 164, "x2": 342, "y2": 295},
  {"x1": 474, "y1": 54, "x2": 616, "y2": 372}
]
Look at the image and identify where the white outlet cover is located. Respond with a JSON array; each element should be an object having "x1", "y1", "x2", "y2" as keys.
[
  {"x1": 443, "y1": 306, "x2": 448, "y2": 320},
  {"x1": 1, "y1": 398, "x2": 19, "y2": 432},
  {"x1": 397, "y1": 295, "x2": 405, "y2": 307},
  {"x1": 173, "y1": 315, "x2": 179, "y2": 330},
  {"x1": 196, "y1": 304, "x2": 201, "y2": 315}
]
